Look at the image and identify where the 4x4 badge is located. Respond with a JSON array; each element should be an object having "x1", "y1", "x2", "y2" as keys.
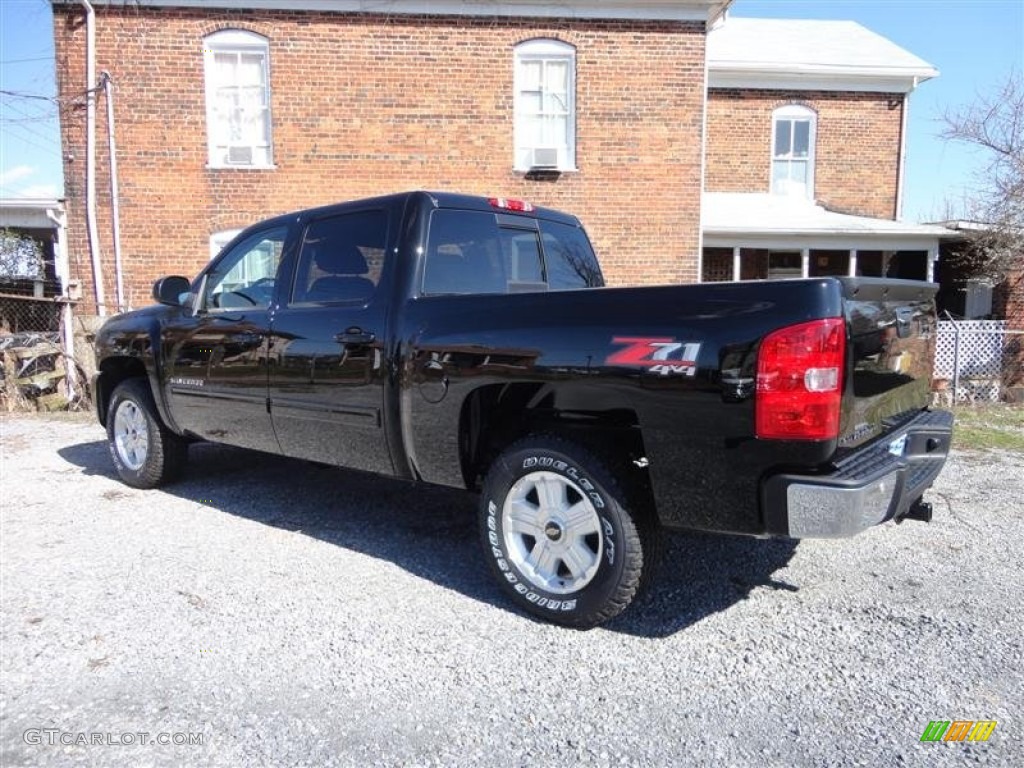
[{"x1": 606, "y1": 337, "x2": 701, "y2": 377}]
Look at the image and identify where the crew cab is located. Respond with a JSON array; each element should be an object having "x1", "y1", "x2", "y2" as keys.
[{"x1": 93, "y1": 191, "x2": 953, "y2": 627}]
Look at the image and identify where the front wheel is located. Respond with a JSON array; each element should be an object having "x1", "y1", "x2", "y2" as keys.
[
  {"x1": 479, "y1": 436, "x2": 654, "y2": 628},
  {"x1": 106, "y1": 378, "x2": 187, "y2": 489}
]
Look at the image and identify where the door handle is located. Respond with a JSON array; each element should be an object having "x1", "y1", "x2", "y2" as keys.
[{"x1": 334, "y1": 327, "x2": 376, "y2": 346}]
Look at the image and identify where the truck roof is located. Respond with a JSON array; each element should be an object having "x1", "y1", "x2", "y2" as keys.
[{"x1": 255, "y1": 191, "x2": 582, "y2": 231}]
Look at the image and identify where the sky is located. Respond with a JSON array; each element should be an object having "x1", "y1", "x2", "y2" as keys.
[
  {"x1": 0, "y1": 0, "x2": 60, "y2": 200},
  {"x1": 0, "y1": 0, "x2": 1022, "y2": 221}
]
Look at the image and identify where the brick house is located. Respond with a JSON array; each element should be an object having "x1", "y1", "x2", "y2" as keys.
[
  {"x1": 52, "y1": 0, "x2": 727, "y2": 315},
  {"x1": 701, "y1": 17, "x2": 950, "y2": 284},
  {"x1": 50, "y1": 1, "x2": 946, "y2": 320}
]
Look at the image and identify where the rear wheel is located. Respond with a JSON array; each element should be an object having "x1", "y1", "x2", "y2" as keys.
[
  {"x1": 106, "y1": 378, "x2": 187, "y2": 489},
  {"x1": 480, "y1": 435, "x2": 654, "y2": 628}
]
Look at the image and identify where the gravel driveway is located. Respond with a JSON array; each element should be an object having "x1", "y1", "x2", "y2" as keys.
[{"x1": 1, "y1": 414, "x2": 1020, "y2": 767}]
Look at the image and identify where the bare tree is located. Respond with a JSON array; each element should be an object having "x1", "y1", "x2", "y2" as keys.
[{"x1": 940, "y1": 74, "x2": 1024, "y2": 280}]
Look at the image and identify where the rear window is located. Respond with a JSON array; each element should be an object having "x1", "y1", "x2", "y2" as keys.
[
  {"x1": 422, "y1": 210, "x2": 603, "y2": 296},
  {"x1": 541, "y1": 220, "x2": 603, "y2": 290}
]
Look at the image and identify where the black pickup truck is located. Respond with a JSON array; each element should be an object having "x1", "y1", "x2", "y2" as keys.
[{"x1": 93, "y1": 191, "x2": 953, "y2": 627}]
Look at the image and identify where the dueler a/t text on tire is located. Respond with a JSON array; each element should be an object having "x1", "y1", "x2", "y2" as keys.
[
  {"x1": 480, "y1": 435, "x2": 649, "y2": 628},
  {"x1": 106, "y1": 378, "x2": 187, "y2": 489}
]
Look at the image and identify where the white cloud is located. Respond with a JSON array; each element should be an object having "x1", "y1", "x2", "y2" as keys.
[
  {"x1": 0, "y1": 166, "x2": 62, "y2": 200},
  {"x1": 12, "y1": 183, "x2": 61, "y2": 199},
  {"x1": 0, "y1": 165, "x2": 35, "y2": 187}
]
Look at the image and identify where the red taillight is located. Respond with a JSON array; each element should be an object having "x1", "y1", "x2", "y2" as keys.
[
  {"x1": 756, "y1": 317, "x2": 846, "y2": 441},
  {"x1": 489, "y1": 197, "x2": 535, "y2": 213}
]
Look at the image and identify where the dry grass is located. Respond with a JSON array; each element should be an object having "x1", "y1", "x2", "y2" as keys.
[{"x1": 951, "y1": 404, "x2": 1024, "y2": 453}]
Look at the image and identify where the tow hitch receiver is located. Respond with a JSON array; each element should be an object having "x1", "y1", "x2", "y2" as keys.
[{"x1": 900, "y1": 499, "x2": 933, "y2": 524}]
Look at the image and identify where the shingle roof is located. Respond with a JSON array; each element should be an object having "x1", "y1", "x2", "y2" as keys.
[{"x1": 709, "y1": 17, "x2": 938, "y2": 82}]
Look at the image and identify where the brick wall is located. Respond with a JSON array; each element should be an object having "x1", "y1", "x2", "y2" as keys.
[
  {"x1": 705, "y1": 89, "x2": 904, "y2": 220},
  {"x1": 996, "y1": 269, "x2": 1024, "y2": 327},
  {"x1": 52, "y1": 6, "x2": 707, "y2": 314},
  {"x1": 993, "y1": 268, "x2": 1024, "y2": 387}
]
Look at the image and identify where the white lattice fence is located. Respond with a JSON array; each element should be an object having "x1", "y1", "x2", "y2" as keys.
[{"x1": 934, "y1": 320, "x2": 1007, "y2": 403}]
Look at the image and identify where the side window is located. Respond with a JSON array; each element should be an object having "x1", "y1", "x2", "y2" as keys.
[
  {"x1": 291, "y1": 210, "x2": 388, "y2": 305},
  {"x1": 540, "y1": 220, "x2": 603, "y2": 290},
  {"x1": 204, "y1": 226, "x2": 287, "y2": 311}
]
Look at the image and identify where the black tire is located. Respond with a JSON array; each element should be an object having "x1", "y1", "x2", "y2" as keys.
[
  {"x1": 106, "y1": 378, "x2": 187, "y2": 489},
  {"x1": 479, "y1": 435, "x2": 655, "y2": 628}
]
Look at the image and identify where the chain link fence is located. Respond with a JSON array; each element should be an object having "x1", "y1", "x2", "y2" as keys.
[
  {"x1": 0, "y1": 281, "x2": 86, "y2": 411},
  {"x1": 0, "y1": 282, "x2": 63, "y2": 333}
]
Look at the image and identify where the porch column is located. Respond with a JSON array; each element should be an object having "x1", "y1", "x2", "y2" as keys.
[
  {"x1": 801, "y1": 249, "x2": 810, "y2": 278},
  {"x1": 927, "y1": 249, "x2": 938, "y2": 282},
  {"x1": 732, "y1": 247, "x2": 741, "y2": 282},
  {"x1": 848, "y1": 249, "x2": 858, "y2": 277}
]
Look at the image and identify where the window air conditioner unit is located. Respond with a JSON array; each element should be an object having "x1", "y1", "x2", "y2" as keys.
[
  {"x1": 226, "y1": 146, "x2": 253, "y2": 165},
  {"x1": 529, "y1": 147, "x2": 560, "y2": 170}
]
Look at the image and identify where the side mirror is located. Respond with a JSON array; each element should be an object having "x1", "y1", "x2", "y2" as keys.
[{"x1": 152, "y1": 275, "x2": 192, "y2": 307}]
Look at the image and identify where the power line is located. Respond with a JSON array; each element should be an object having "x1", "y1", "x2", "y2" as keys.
[
  {"x1": 2, "y1": 115, "x2": 59, "y2": 124},
  {"x1": 4, "y1": 118, "x2": 61, "y2": 146},
  {"x1": 2, "y1": 121, "x2": 61, "y2": 152},
  {"x1": 0, "y1": 118, "x2": 61, "y2": 146},
  {"x1": 2, "y1": 134, "x2": 60, "y2": 158},
  {"x1": 0, "y1": 56, "x2": 53, "y2": 65},
  {"x1": 0, "y1": 89, "x2": 57, "y2": 103},
  {"x1": 1, "y1": 98, "x2": 58, "y2": 121}
]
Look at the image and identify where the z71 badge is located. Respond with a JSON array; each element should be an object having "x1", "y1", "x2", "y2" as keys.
[{"x1": 606, "y1": 337, "x2": 701, "y2": 377}]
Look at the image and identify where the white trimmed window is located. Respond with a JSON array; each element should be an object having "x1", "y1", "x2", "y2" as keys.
[
  {"x1": 210, "y1": 229, "x2": 242, "y2": 258},
  {"x1": 771, "y1": 105, "x2": 816, "y2": 199},
  {"x1": 514, "y1": 39, "x2": 576, "y2": 172},
  {"x1": 203, "y1": 30, "x2": 273, "y2": 168}
]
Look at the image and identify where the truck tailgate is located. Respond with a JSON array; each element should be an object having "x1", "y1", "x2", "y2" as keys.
[
  {"x1": 838, "y1": 277, "x2": 938, "y2": 450},
  {"x1": 760, "y1": 278, "x2": 952, "y2": 538}
]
